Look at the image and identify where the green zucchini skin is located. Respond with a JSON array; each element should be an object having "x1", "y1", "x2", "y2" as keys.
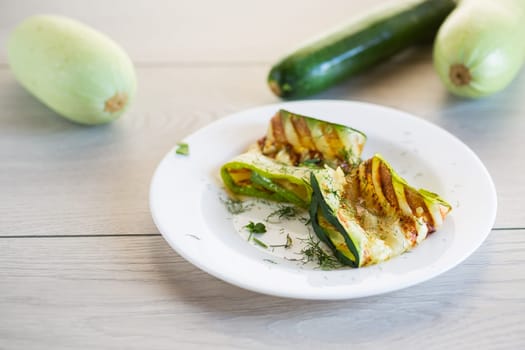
[
  {"x1": 249, "y1": 171, "x2": 307, "y2": 208},
  {"x1": 268, "y1": 0, "x2": 456, "y2": 98},
  {"x1": 309, "y1": 173, "x2": 359, "y2": 267},
  {"x1": 220, "y1": 150, "x2": 316, "y2": 208}
]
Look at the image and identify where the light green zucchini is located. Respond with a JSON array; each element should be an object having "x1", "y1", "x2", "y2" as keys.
[
  {"x1": 8, "y1": 15, "x2": 137, "y2": 124},
  {"x1": 433, "y1": 0, "x2": 525, "y2": 98}
]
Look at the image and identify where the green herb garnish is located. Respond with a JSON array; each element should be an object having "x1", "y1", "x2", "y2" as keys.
[
  {"x1": 221, "y1": 197, "x2": 252, "y2": 215},
  {"x1": 299, "y1": 216, "x2": 311, "y2": 225},
  {"x1": 270, "y1": 234, "x2": 293, "y2": 249},
  {"x1": 266, "y1": 205, "x2": 298, "y2": 222},
  {"x1": 299, "y1": 234, "x2": 342, "y2": 270},
  {"x1": 245, "y1": 221, "x2": 267, "y2": 234},
  {"x1": 300, "y1": 158, "x2": 322, "y2": 167},
  {"x1": 339, "y1": 148, "x2": 361, "y2": 167},
  {"x1": 253, "y1": 237, "x2": 268, "y2": 249},
  {"x1": 175, "y1": 142, "x2": 189, "y2": 156},
  {"x1": 263, "y1": 259, "x2": 277, "y2": 264}
]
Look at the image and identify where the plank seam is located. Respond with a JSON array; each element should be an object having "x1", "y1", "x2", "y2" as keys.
[
  {"x1": 0, "y1": 233, "x2": 162, "y2": 239},
  {"x1": 0, "y1": 227, "x2": 523, "y2": 239}
]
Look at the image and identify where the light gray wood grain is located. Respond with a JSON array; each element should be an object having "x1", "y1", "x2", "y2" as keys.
[
  {"x1": 1, "y1": 230, "x2": 524, "y2": 350},
  {"x1": 0, "y1": 64, "x2": 273, "y2": 236},
  {"x1": 0, "y1": 0, "x2": 390, "y2": 64}
]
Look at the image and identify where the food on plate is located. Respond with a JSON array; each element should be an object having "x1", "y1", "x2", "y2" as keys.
[
  {"x1": 259, "y1": 109, "x2": 366, "y2": 171},
  {"x1": 220, "y1": 109, "x2": 366, "y2": 208},
  {"x1": 309, "y1": 154, "x2": 451, "y2": 267},
  {"x1": 433, "y1": 0, "x2": 525, "y2": 98},
  {"x1": 268, "y1": 0, "x2": 456, "y2": 98},
  {"x1": 7, "y1": 15, "x2": 137, "y2": 125},
  {"x1": 221, "y1": 149, "x2": 320, "y2": 208},
  {"x1": 220, "y1": 110, "x2": 451, "y2": 268}
]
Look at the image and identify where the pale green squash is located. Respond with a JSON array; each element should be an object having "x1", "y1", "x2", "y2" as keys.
[
  {"x1": 8, "y1": 15, "x2": 137, "y2": 125},
  {"x1": 433, "y1": 0, "x2": 525, "y2": 98}
]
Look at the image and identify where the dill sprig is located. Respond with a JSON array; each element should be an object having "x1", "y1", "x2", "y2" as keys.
[
  {"x1": 252, "y1": 237, "x2": 268, "y2": 249},
  {"x1": 221, "y1": 197, "x2": 252, "y2": 215},
  {"x1": 263, "y1": 258, "x2": 277, "y2": 264},
  {"x1": 300, "y1": 158, "x2": 322, "y2": 167},
  {"x1": 270, "y1": 234, "x2": 293, "y2": 249},
  {"x1": 244, "y1": 221, "x2": 266, "y2": 234},
  {"x1": 298, "y1": 216, "x2": 311, "y2": 225},
  {"x1": 299, "y1": 234, "x2": 342, "y2": 270},
  {"x1": 266, "y1": 205, "x2": 299, "y2": 222},
  {"x1": 245, "y1": 221, "x2": 267, "y2": 248}
]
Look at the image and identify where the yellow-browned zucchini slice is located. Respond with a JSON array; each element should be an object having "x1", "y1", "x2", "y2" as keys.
[
  {"x1": 221, "y1": 109, "x2": 367, "y2": 207},
  {"x1": 310, "y1": 154, "x2": 451, "y2": 267},
  {"x1": 259, "y1": 109, "x2": 366, "y2": 173},
  {"x1": 221, "y1": 148, "x2": 325, "y2": 208}
]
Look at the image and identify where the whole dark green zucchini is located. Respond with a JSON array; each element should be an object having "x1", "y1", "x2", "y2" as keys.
[{"x1": 268, "y1": 0, "x2": 456, "y2": 98}]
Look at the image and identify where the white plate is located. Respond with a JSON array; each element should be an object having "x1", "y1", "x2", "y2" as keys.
[{"x1": 149, "y1": 100, "x2": 497, "y2": 300}]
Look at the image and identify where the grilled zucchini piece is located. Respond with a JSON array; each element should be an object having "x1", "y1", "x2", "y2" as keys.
[
  {"x1": 310, "y1": 154, "x2": 451, "y2": 267},
  {"x1": 221, "y1": 146, "x2": 325, "y2": 208},
  {"x1": 221, "y1": 109, "x2": 367, "y2": 207},
  {"x1": 259, "y1": 109, "x2": 366, "y2": 173}
]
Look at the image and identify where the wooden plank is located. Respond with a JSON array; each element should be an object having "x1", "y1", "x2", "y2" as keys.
[
  {"x1": 0, "y1": 64, "x2": 272, "y2": 236},
  {"x1": 0, "y1": 0, "x2": 390, "y2": 64},
  {"x1": 1, "y1": 59, "x2": 524, "y2": 236},
  {"x1": 0, "y1": 231, "x2": 524, "y2": 349}
]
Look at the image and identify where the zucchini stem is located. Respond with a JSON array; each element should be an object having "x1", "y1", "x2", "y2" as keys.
[
  {"x1": 268, "y1": 79, "x2": 282, "y2": 97},
  {"x1": 449, "y1": 63, "x2": 472, "y2": 86},
  {"x1": 104, "y1": 92, "x2": 128, "y2": 113}
]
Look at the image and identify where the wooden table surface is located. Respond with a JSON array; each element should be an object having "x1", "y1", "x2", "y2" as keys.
[{"x1": 1, "y1": 1, "x2": 524, "y2": 349}]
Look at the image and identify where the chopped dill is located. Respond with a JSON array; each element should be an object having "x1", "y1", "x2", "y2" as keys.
[
  {"x1": 300, "y1": 158, "x2": 322, "y2": 167},
  {"x1": 175, "y1": 142, "x2": 189, "y2": 156},
  {"x1": 299, "y1": 216, "x2": 311, "y2": 225},
  {"x1": 266, "y1": 205, "x2": 299, "y2": 222},
  {"x1": 252, "y1": 237, "x2": 268, "y2": 249},
  {"x1": 299, "y1": 234, "x2": 342, "y2": 270},
  {"x1": 339, "y1": 148, "x2": 350, "y2": 160},
  {"x1": 270, "y1": 234, "x2": 293, "y2": 249},
  {"x1": 263, "y1": 259, "x2": 277, "y2": 264},
  {"x1": 221, "y1": 197, "x2": 252, "y2": 215}
]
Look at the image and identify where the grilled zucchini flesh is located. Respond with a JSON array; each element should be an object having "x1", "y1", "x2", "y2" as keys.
[
  {"x1": 220, "y1": 109, "x2": 366, "y2": 207},
  {"x1": 259, "y1": 109, "x2": 366, "y2": 173},
  {"x1": 221, "y1": 147, "x2": 319, "y2": 208},
  {"x1": 310, "y1": 154, "x2": 451, "y2": 267}
]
